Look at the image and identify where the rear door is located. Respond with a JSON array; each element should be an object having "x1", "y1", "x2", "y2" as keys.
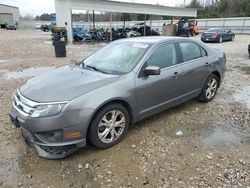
[
  {"x1": 221, "y1": 28, "x2": 231, "y2": 40},
  {"x1": 178, "y1": 42, "x2": 210, "y2": 95},
  {"x1": 135, "y1": 42, "x2": 183, "y2": 118}
]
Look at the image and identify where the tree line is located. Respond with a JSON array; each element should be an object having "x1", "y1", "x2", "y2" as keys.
[{"x1": 187, "y1": 0, "x2": 250, "y2": 18}]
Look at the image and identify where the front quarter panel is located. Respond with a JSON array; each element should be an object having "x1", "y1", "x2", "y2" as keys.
[{"x1": 65, "y1": 73, "x2": 136, "y2": 138}]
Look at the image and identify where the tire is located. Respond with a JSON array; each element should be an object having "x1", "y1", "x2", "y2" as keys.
[
  {"x1": 231, "y1": 35, "x2": 235, "y2": 41},
  {"x1": 219, "y1": 36, "x2": 223, "y2": 43},
  {"x1": 199, "y1": 74, "x2": 219, "y2": 103},
  {"x1": 88, "y1": 103, "x2": 129, "y2": 149},
  {"x1": 74, "y1": 36, "x2": 80, "y2": 42}
]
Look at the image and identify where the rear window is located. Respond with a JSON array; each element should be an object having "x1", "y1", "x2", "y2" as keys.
[{"x1": 206, "y1": 28, "x2": 223, "y2": 32}]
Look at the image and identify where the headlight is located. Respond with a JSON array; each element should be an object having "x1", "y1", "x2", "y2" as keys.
[{"x1": 30, "y1": 103, "x2": 65, "y2": 118}]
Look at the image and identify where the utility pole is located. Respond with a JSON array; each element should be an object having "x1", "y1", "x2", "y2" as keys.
[
  {"x1": 109, "y1": 12, "x2": 112, "y2": 41},
  {"x1": 92, "y1": 10, "x2": 95, "y2": 30}
]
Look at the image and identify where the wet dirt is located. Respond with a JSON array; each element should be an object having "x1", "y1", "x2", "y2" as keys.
[
  {"x1": 4, "y1": 67, "x2": 56, "y2": 80},
  {"x1": 0, "y1": 26, "x2": 250, "y2": 188},
  {"x1": 234, "y1": 85, "x2": 250, "y2": 109}
]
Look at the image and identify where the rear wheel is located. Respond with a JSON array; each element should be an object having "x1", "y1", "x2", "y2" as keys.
[
  {"x1": 231, "y1": 35, "x2": 235, "y2": 41},
  {"x1": 88, "y1": 103, "x2": 129, "y2": 149},
  {"x1": 199, "y1": 74, "x2": 219, "y2": 103}
]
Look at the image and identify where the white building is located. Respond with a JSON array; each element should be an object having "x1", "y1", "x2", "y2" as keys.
[{"x1": 0, "y1": 4, "x2": 20, "y2": 28}]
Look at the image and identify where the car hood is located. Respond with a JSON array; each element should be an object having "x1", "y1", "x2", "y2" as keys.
[{"x1": 19, "y1": 66, "x2": 120, "y2": 102}]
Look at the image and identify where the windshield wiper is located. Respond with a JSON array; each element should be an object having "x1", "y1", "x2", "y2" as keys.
[{"x1": 85, "y1": 65, "x2": 109, "y2": 74}]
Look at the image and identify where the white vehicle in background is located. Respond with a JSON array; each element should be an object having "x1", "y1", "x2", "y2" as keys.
[{"x1": 35, "y1": 23, "x2": 42, "y2": 30}]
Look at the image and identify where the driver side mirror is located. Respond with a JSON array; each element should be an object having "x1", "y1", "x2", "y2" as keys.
[{"x1": 143, "y1": 66, "x2": 161, "y2": 76}]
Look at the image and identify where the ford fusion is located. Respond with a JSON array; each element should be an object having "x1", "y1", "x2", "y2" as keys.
[{"x1": 9, "y1": 37, "x2": 226, "y2": 159}]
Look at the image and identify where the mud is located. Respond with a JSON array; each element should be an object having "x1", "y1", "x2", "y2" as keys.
[{"x1": 0, "y1": 27, "x2": 250, "y2": 188}]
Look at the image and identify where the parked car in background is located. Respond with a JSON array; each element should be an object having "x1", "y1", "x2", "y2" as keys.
[
  {"x1": 41, "y1": 23, "x2": 56, "y2": 32},
  {"x1": 73, "y1": 28, "x2": 92, "y2": 42},
  {"x1": 41, "y1": 24, "x2": 49, "y2": 32},
  {"x1": 132, "y1": 23, "x2": 160, "y2": 36},
  {"x1": 5, "y1": 22, "x2": 17, "y2": 30},
  {"x1": 35, "y1": 23, "x2": 42, "y2": 30},
  {"x1": 9, "y1": 37, "x2": 226, "y2": 159},
  {"x1": 201, "y1": 28, "x2": 235, "y2": 43}
]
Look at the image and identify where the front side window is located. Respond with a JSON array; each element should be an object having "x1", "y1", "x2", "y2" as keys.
[
  {"x1": 179, "y1": 42, "x2": 206, "y2": 62},
  {"x1": 146, "y1": 43, "x2": 177, "y2": 69}
]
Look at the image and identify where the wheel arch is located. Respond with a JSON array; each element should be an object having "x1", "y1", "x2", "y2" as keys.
[
  {"x1": 211, "y1": 71, "x2": 221, "y2": 87},
  {"x1": 86, "y1": 99, "x2": 135, "y2": 137}
]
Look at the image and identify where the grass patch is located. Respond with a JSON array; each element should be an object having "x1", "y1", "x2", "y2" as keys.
[
  {"x1": 233, "y1": 66, "x2": 250, "y2": 74},
  {"x1": 240, "y1": 67, "x2": 250, "y2": 74}
]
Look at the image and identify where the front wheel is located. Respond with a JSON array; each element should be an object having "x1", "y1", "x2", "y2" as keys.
[
  {"x1": 199, "y1": 74, "x2": 219, "y2": 103},
  {"x1": 88, "y1": 103, "x2": 129, "y2": 149}
]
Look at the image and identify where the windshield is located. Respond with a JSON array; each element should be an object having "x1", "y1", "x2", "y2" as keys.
[{"x1": 83, "y1": 42, "x2": 149, "y2": 75}]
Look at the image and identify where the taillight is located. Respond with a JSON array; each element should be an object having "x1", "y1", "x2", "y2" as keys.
[{"x1": 212, "y1": 33, "x2": 219, "y2": 37}]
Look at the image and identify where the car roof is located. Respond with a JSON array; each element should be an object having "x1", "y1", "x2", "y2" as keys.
[
  {"x1": 206, "y1": 28, "x2": 223, "y2": 31},
  {"x1": 116, "y1": 36, "x2": 193, "y2": 44}
]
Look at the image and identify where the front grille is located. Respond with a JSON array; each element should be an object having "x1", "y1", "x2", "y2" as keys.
[{"x1": 13, "y1": 90, "x2": 35, "y2": 117}]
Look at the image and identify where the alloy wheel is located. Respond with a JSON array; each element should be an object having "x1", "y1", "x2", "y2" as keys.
[
  {"x1": 206, "y1": 77, "x2": 218, "y2": 99},
  {"x1": 97, "y1": 110, "x2": 126, "y2": 144}
]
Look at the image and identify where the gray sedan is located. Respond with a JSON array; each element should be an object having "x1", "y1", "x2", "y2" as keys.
[{"x1": 9, "y1": 37, "x2": 226, "y2": 159}]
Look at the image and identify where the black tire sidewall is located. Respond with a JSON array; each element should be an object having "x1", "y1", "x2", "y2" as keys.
[
  {"x1": 199, "y1": 74, "x2": 219, "y2": 103},
  {"x1": 88, "y1": 103, "x2": 129, "y2": 149},
  {"x1": 232, "y1": 35, "x2": 235, "y2": 41}
]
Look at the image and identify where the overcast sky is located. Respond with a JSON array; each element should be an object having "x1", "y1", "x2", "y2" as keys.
[{"x1": 1, "y1": 0, "x2": 186, "y2": 16}]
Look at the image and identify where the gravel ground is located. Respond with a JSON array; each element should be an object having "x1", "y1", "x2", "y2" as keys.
[{"x1": 0, "y1": 25, "x2": 250, "y2": 188}]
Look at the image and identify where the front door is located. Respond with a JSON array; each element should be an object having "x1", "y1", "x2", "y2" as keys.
[{"x1": 135, "y1": 42, "x2": 183, "y2": 119}]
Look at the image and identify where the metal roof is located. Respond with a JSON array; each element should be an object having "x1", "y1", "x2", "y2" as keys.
[
  {"x1": 0, "y1": 4, "x2": 19, "y2": 9},
  {"x1": 69, "y1": 0, "x2": 197, "y2": 17}
]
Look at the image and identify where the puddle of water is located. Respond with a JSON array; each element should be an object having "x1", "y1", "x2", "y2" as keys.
[
  {"x1": 81, "y1": 51, "x2": 92, "y2": 55},
  {"x1": 4, "y1": 67, "x2": 55, "y2": 80},
  {"x1": 233, "y1": 86, "x2": 250, "y2": 109},
  {"x1": 44, "y1": 41, "x2": 52, "y2": 44},
  {"x1": 0, "y1": 59, "x2": 10, "y2": 64},
  {"x1": 0, "y1": 69, "x2": 8, "y2": 73},
  {"x1": 203, "y1": 128, "x2": 241, "y2": 147}
]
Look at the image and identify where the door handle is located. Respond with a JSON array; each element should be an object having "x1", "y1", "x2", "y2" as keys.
[{"x1": 171, "y1": 72, "x2": 179, "y2": 78}]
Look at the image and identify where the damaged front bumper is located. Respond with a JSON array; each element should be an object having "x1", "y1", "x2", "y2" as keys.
[
  {"x1": 9, "y1": 105, "x2": 86, "y2": 159},
  {"x1": 9, "y1": 112, "x2": 82, "y2": 159}
]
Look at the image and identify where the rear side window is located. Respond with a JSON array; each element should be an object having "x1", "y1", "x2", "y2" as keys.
[
  {"x1": 200, "y1": 47, "x2": 207, "y2": 57},
  {"x1": 179, "y1": 42, "x2": 206, "y2": 62},
  {"x1": 147, "y1": 43, "x2": 177, "y2": 69}
]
